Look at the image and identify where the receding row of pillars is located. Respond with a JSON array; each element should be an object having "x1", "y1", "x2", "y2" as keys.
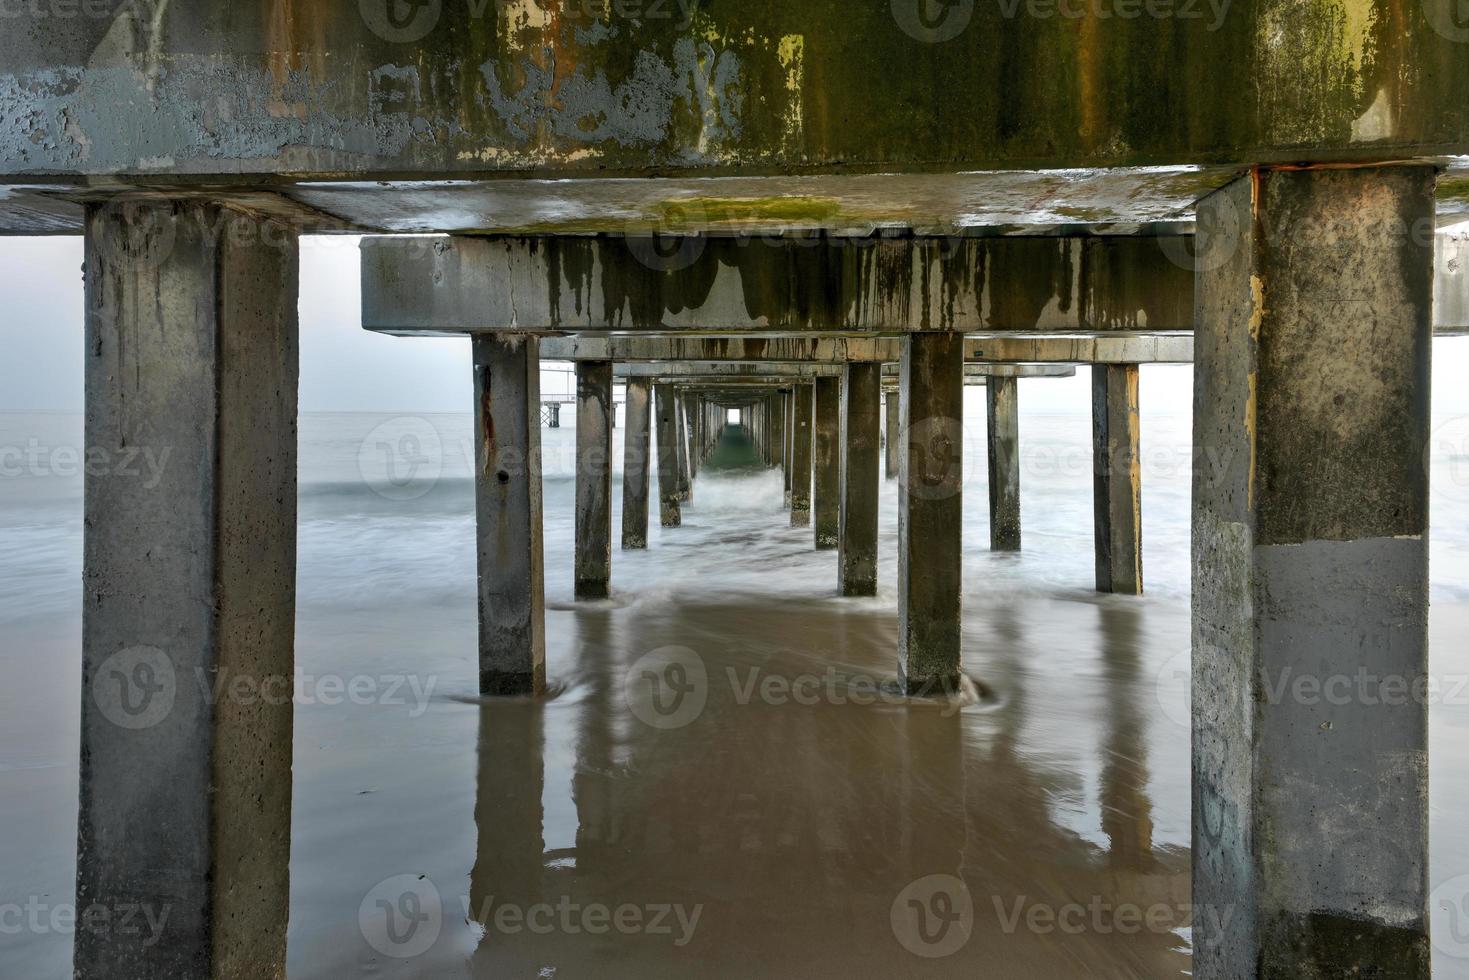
[{"x1": 76, "y1": 163, "x2": 1438, "y2": 977}]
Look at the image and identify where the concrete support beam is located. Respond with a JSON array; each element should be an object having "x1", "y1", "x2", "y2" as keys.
[
  {"x1": 621, "y1": 379, "x2": 652, "y2": 550},
  {"x1": 540, "y1": 334, "x2": 1196, "y2": 364},
  {"x1": 77, "y1": 200, "x2": 297, "y2": 980},
  {"x1": 1191, "y1": 166, "x2": 1433, "y2": 977},
  {"x1": 363, "y1": 235, "x2": 1193, "y2": 335},
  {"x1": 783, "y1": 389, "x2": 794, "y2": 503},
  {"x1": 574, "y1": 360, "x2": 613, "y2": 599},
  {"x1": 473, "y1": 335, "x2": 547, "y2": 696},
  {"x1": 885, "y1": 391, "x2": 900, "y2": 481},
  {"x1": 655, "y1": 384, "x2": 682, "y2": 528},
  {"x1": 813, "y1": 376, "x2": 842, "y2": 550},
  {"x1": 840, "y1": 363, "x2": 882, "y2": 596},
  {"x1": 1093, "y1": 364, "x2": 1143, "y2": 594},
  {"x1": 986, "y1": 377, "x2": 1022, "y2": 552},
  {"x1": 791, "y1": 383, "x2": 814, "y2": 526},
  {"x1": 899, "y1": 333, "x2": 965, "y2": 695}
]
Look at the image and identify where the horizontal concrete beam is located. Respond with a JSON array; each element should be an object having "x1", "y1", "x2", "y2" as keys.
[
  {"x1": 615, "y1": 362, "x2": 1074, "y2": 380},
  {"x1": 362, "y1": 234, "x2": 1193, "y2": 335},
  {"x1": 2, "y1": 7, "x2": 1465, "y2": 183},
  {"x1": 540, "y1": 333, "x2": 1192, "y2": 363}
]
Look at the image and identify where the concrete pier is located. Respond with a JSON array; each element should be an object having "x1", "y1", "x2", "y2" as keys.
[
  {"x1": 1191, "y1": 166, "x2": 1433, "y2": 977},
  {"x1": 621, "y1": 379, "x2": 652, "y2": 550},
  {"x1": 1093, "y1": 365, "x2": 1143, "y2": 594},
  {"x1": 574, "y1": 360, "x2": 613, "y2": 599},
  {"x1": 783, "y1": 389, "x2": 794, "y2": 503},
  {"x1": 473, "y1": 334, "x2": 547, "y2": 696},
  {"x1": 899, "y1": 333, "x2": 965, "y2": 695},
  {"x1": 885, "y1": 391, "x2": 900, "y2": 480},
  {"x1": 813, "y1": 376, "x2": 842, "y2": 550},
  {"x1": 791, "y1": 383, "x2": 814, "y2": 527},
  {"x1": 655, "y1": 384, "x2": 682, "y2": 528},
  {"x1": 839, "y1": 363, "x2": 882, "y2": 596},
  {"x1": 986, "y1": 377, "x2": 1022, "y2": 552},
  {"x1": 674, "y1": 393, "x2": 692, "y2": 503},
  {"x1": 77, "y1": 200, "x2": 298, "y2": 979}
]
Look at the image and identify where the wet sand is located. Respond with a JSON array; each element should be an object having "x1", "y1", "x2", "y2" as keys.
[{"x1": 4, "y1": 414, "x2": 1469, "y2": 976}]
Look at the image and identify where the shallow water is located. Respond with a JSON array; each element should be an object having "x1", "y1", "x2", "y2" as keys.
[{"x1": 3, "y1": 402, "x2": 1469, "y2": 977}]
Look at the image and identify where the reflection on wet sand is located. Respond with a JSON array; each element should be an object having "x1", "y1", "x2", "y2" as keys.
[{"x1": 461, "y1": 544, "x2": 1190, "y2": 976}]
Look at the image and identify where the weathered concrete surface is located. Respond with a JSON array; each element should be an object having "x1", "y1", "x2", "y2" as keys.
[
  {"x1": 1093, "y1": 364, "x2": 1143, "y2": 594},
  {"x1": 899, "y1": 332, "x2": 964, "y2": 695},
  {"x1": 783, "y1": 388, "x2": 794, "y2": 502},
  {"x1": 78, "y1": 201, "x2": 296, "y2": 979},
  {"x1": 986, "y1": 377, "x2": 1022, "y2": 552},
  {"x1": 361, "y1": 234, "x2": 1193, "y2": 334},
  {"x1": 621, "y1": 378, "x2": 652, "y2": 550},
  {"x1": 473, "y1": 334, "x2": 547, "y2": 696},
  {"x1": 839, "y1": 363, "x2": 881, "y2": 596},
  {"x1": 674, "y1": 391, "x2": 691, "y2": 502},
  {"x1": 575, "y1": 360, "x2": 613, "y2": 599},
  {"x1": 520, "y1": 333, "x2": 1198, "y2": 363},
  {"x1": 4, "y1": 2, "x2": 1468, "y2": 184},
  {"x1": 1192, "y1": 166, "x2": 1432, "y2": 978},
  {"x1": 884, "y1": 391, "x2": 900, "y2": 481},
  {"x1": 790, "y1": 382, "x2": 813, "y2": 526},
  {"x1": 654, "y1": 384, "x2": 681, "y2": 527},
  {"x1": 812, "y1": 375, "x2": 841, "y2": 550}
]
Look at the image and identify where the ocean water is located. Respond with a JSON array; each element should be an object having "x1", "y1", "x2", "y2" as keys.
[{"x1": 2, "y1": 393, "x2": 1469, "y2": 977}]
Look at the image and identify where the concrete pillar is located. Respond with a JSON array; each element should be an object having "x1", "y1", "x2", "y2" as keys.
[
  {"x1": 986, "y1": 376, "x2": 1022, "y2": 552},
  {"x1": 790, "y1": 383, "x2": 814, "y2": 526},
  {"x1": 674, "y1": 392, "x2": 691, "y2": 502},
  {"x1": 77, "y1": 200, "x2": 297, "y2": 979},
  {"x1": 783, "y1": 389, "x2": 794, "y2": 503},
  {"x1": 1093, "y1": 364, "x2": 1143, "y2": 594},
  {"x1": 898, "y1": 332, "x2": 965, "y2": 695},
  {"x1": 655, "y1": 384, "x2": 682, "y2": 527},
  {"x1": 1191, "y1": 166, "x2": 1433, "y2": 977},
  {"x1": 840, "y1": 363, "x2": 882, "y2": 596},
  {"x1": 621, "y1": 379, "x2": 652, "y2": 550},
  {"x1": 574, "y1": 360, "x2": 613, "y2": 599},
  {"x1": 885, "y1": 389, "x2": 900, "y2": 480},
  {"x1": 813, "y1": 375, "x2": 842, "y2": 549},
  {"x1": 473, "y1": 334, "x2": 546, "y2": 695}
]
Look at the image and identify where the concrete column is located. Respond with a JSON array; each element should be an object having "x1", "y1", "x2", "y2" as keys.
[
  {"x1": 78, "y1": 200, "x2": 297, "y2": 979},
  {"x1": 574, "y1": 360, "x2": 613, "y2": 599},
  {"x1": 1192, "y1": 166, "x2": 1433, "y2": 977},
  {"x1": 473, "y1": 334, "x2": 546, "y2": 695},
  {"x1": 790, "y1": 383, "x2": 814, "y2": 526},
  {"x1": 655, "y1": 384, "x2": 682, "y2": 527},
  {"x1": 813, "y1": 375, "x2": 842, "y2": 549},
  {"x1": 986, "y1": 376, "x2": 1022, "y2": 552},
  {"x1": 840, "y1": 362, "x2": 882, "y2": 596},
  {"x1": 621, "y1": 379, "x2": 652, "y2": 550},
  {"x1": 899, "y1": 332, "x2": 964, "y2": 695},
  {"x1": 1093, "y1": 364, "x2": 1143, "y2": 594},
  {"x1": 885, "y1": 390, "x2": 901, "y2": 480},
  {"x1": 674, "y1": 392, "x2": 691, "y2": 502},
  {"x1": 783, "y1": 389, "x2": 794, "y2": 503}
]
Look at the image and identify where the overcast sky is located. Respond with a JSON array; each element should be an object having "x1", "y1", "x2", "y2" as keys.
[{"x1": 2, "y1": 235, "x2": 1466, "y2": 417}]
